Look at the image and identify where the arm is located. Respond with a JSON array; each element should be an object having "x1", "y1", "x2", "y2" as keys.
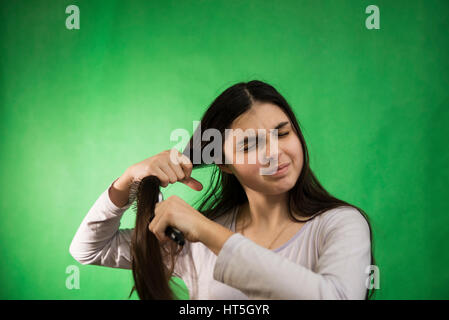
[
  {"x1": 69, "y1": 178, "x2": 190, "y2": 279},
  {"x1": 199, "y1": 219, "x2": 235, "y2": 256},
  {"x1": 211, "y1": 208, "x2": 372, "y2": 300},
  {"x1": 69, "y1": 178, "x2": 135, "y2": 269}
]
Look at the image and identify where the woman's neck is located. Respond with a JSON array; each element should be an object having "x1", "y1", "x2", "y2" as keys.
[{"x1": 237, "y1": 201, "x2": 297, "y2": 233}]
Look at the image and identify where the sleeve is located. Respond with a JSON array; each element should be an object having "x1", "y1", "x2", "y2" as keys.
[
  {"x1": 69, "y1": 178, "x2": 135, "y2": 269},
  {"x1": 212, "y1": 207, "x2": 372, "y2": 300},
  {"x1": 69, "y1": 178, "x2": 190, "y2": 279}
]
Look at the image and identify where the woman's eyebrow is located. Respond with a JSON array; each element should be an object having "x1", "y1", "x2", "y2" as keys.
[
  {"x1": 238, "y1": 121, "x2": 290, "y2": 145},
  {"x1": 274, "y1": 121, "x2": 290, "y2": 130}
]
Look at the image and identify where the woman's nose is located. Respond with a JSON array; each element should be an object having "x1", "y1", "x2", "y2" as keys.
[{"x1": 261, "y1": 135, "x2": 281, "y2": 165}]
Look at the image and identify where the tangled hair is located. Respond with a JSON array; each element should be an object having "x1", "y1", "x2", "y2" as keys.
[{"x1": 127, "y1": 80, "x2": 377, "y2": 300}]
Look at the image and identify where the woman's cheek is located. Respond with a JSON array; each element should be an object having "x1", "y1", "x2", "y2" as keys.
[
  {"x1": 236, "y1": 164, "x2": 259, "y2": 180},
  {"x1": 252, "y1": 164, "x2": 268, "y2": 178}
]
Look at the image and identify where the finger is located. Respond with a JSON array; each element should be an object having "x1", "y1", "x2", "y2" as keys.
[
  {"x1": 177, "y1": 155, "x2": 203, "y2": 191},
  {"x1": 167, "y1": 156, "x2": 186, "y2": 181},
  {"x1": 180, "y1": 176, "x2": 203, "y2": 191},
  {"x1": 153, "y1": 166, "x2": 170, "y2": 188},
  {"x1": 178, "y1": 153, "x2": 193, "y2": 177},
  {"x1": 168, "y1": 149, "x2": 192, "y2": 182},
  {"x1": 148, "y1": 204, "x2": 162, "y2": 233},
  {"x1": 159, "y1": 162, "x2": 178, "y2": 184},
  {"x1": 152, "y1": 211, "x2": 171, "y2": 243},
  {"x1": 149, "y1": 215, "x2": 168, "y2": 243},
  {"x1": 168, "y1": 148, "x2": 187, "y2": 167}
]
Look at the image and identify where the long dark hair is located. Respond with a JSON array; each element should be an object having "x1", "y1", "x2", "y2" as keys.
[{"x1": 128, "y1": 80, "x2": 376, "y2": 300}]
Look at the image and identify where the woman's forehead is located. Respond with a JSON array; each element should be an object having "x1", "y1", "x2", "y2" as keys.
[{"x1": 230, "y1": 103, "x2": 290, "y2": 130}]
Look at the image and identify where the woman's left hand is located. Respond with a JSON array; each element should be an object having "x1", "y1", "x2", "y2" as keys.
[{"x1": 148, "y1": 195, "x2": 210, "y2": 244}]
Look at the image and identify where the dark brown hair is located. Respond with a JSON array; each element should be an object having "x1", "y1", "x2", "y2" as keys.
[{"x1": 128, "y1": 80, "x2": 376, "y2": 300}]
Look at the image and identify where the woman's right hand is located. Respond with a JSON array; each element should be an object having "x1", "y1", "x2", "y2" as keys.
[{"x1": 125, "y1": 148, "x2": 203, "y2": 191}]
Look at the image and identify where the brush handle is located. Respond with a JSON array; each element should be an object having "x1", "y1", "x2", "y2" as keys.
[{"x1": 164, "y1": 226, "x2": 185, "y2": 246}]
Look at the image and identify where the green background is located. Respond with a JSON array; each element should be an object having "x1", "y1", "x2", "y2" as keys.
[{"x1": 0, "y1": 0, "x2": 448, "y2": 300}]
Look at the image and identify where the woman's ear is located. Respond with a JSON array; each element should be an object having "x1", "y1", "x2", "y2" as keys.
[{"x1": 217, "y1": 164, "x2": 233, "y2": 175}]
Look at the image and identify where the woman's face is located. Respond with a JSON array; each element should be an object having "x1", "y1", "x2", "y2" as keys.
[{"x1": 219, "y1": 102, "x2": 304, "y2": 195}]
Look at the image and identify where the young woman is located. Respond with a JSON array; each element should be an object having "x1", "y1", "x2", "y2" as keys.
[{"x1": 69, "y1": 80, "x2": 375, "y2": 300}]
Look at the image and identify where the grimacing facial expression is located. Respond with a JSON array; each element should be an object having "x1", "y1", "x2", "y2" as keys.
[{"x1": 219, "y1": 102, "x2": 304, "y2": 195}]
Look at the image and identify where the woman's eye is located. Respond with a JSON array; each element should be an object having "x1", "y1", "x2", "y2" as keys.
[
  {"x1": 243, "y1": 132, "x2": 289, "y2": 151},
  {"x1": 243, "y1": 131, "x2": 290, "y2": 151},
  {"x1": 277, "y1": 131, "x2": 289, "y2": 138}
]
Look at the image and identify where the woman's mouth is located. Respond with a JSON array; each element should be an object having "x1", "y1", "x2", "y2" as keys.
[{"x1": 271, "y1": 163, "x2": 290, "y2": 177}]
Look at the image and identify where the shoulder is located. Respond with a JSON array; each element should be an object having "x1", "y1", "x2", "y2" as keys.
[
  {"x1": 312, "y1": 206, "x2": 371, "y2": 242},
  {"x1": 318, "y1": 206, "x2": 368, "y2": 225}
]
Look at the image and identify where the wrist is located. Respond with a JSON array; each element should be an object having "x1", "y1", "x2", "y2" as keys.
[
  {"x1": 115, "y1": 170, "x2": 133, "y2": 189},
  {"x1": 198, "y1": 218, "x2": 235, "y2": 256}
]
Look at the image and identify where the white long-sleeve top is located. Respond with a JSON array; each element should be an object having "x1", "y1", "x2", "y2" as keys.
[{"x1": 69, "y1": 179, "x2": 372, "y2": 300}]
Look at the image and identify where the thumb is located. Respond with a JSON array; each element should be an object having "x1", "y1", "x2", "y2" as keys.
[{"x1": 180, "y1": 176, "x2": 203, "y2": 191}]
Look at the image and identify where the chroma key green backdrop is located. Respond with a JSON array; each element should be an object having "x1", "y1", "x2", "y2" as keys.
[{"x1": 0, "y1": 0, "x2": 448, "y2": 299}]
